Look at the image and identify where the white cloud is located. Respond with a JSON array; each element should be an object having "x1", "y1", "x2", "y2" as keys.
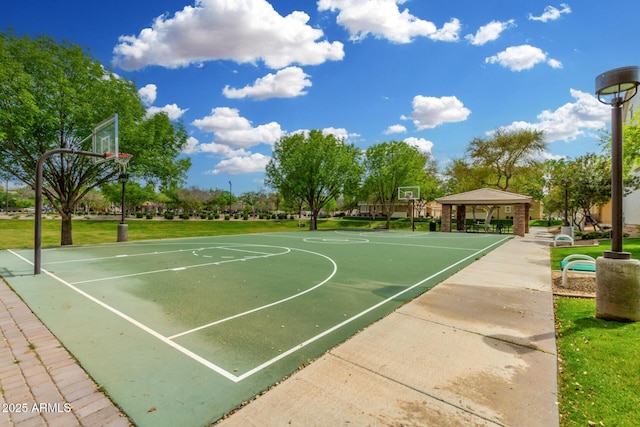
[
  {"x1": 404, "y1": 137, "x2": 433, "y2": 155},
  {"x1": 138, "y1": 84, "x2": 157, "y2": 106},
  {"x1": 485, "y1": 44, "x2": 562, "y2": 71},
  {"x1": 317, "y1": 0, "x2": 460, "y2": 43},
  {"x1": 385, "y1": 124, "x2": 407, "y2": 134},
  {"x1": 401, "y1": 95, "x2": 471, "y2": 130},
  {"x1": 528, "y1": 4, "x2": 572, "y2": 22},
  {"x1": 209, "y1": 153, "x2": 271, "y2": 175},
  {"x1": 192, "y1": 107, "x2": 284, "y2": 148},
  {"x1": 146, "y1": 103, "x2": 188, "y2": 120},
  {"x1": 547, "y1": 58, "x2": 563, "y2": 69},
  {"x1": 223, "y1": 66, "x2": 312, "y2": 100},
  {"x1": 500, "y1": 89, "x2": 610, "y2": 143},
  {"x1": 182, "y1": 136, "x2": 200, "y2": 154},
  {"x1": 113, "y1": 0, "x2": 344, "y2": 70},
  {"x1": 465, "y1": 19, "x2": 515, "y2": 46}
]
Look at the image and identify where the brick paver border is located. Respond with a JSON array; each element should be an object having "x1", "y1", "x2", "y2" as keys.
[{"x1": 0, "y1": 280, "x2": 131, "y2": 426}]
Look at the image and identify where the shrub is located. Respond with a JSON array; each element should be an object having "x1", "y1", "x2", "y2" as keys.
[
  {"x1": 136, "y1": 212, "x2": 144, "y2": 219},
  {"x1": 145, "y1": 213, "x2": 153, "y2": 220},
  {"x1": 180, "y1": 213, "x2": 190, "y2": 220},
  {"x1": 243, "y1": 213, "x2": 249, "y2": 220},
  {"x1": 164, "y1": 213, "x2": 174, "y2": 220},
  {"x1": 224, "y1": 215, "x2": 230, "y2": 221},
  {"x1": 200, "y1": 213, "x2": 207, "y2": 219},
  {"x1": 214, "y1": 213, "x2": 220, "y2": 219}
]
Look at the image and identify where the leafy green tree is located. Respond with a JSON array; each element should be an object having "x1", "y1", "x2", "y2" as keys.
[
  {"x1": 442, "y1": 158, "x2": 491, "y2": 194},
  {"x1": 545, "y1": 154, "x2": 613, "y2": 230},
  {"x1": 0, "y1": 32, "x2": 190, "y2": 244},
  {"x1": 174, "y1": 186, "x2": 211, "y2": 214},
  {"x1": 100, "y1": 182, "x2": 155, "y2": 214},
  {"x1": 361, "y1": 141, "x2": 430, "y2": 228},
  {"x1": 467, "y1": 128, "x2": 547, "y2": 191},
  {"x1": 266, "y1": 130, "x2": 362, "y2": 230}
]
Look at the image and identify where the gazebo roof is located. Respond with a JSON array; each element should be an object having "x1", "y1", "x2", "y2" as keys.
[{"x1": 435, "y1": 188, "x2": 533, "y2": 205}]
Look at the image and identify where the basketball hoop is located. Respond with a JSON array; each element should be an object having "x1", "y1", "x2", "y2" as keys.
[{"x1": 113, "y1": 152, "x2": 133, "y2": 173}]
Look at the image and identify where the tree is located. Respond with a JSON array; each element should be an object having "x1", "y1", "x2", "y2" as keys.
[
  {"x1": 545, "y1": 154, "x2": 613, "y2": 230},
  {"x1": 361, "y1": 141, "x2": 430, "y2": 229},
  {"x1": 442, "y1": 158, "x2": 491, "y2": 194},
  {"x1": 266, "y1": 130, "x2": 362, "y2": 230},
  {"x1": 0, "y1": 32, "x2": 190, "y2": 245},
  {"x1": 101, "y1": 182, "x2": 155, "y2": 214},
  {"x1": 467, "y1": 128, "x2": 547, "y2": 191}
]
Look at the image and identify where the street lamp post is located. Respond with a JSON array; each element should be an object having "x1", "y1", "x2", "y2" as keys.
[
  {"x1": 117, "y1": 172, "x2": 129, "y2": 242},
  {"x1": 561, "y1": 179, "x2": 569, "y2": 227},
  {"x1": 595, "y1": 66, "x2": 640, "y2": 259},
  {"x1": 594, "y1": 65, "x2": 640, "y2": 321}
]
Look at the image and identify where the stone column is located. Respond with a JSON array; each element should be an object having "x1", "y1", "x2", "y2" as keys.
[
  {"x1": 456, "y1": 205, "x2": 466, "y2": 231},
  {"x1": 596, "y1": 257, "x2": 640, "y2": 322},
  {"x1": 513, "y1": 203, "x2": 525, "y2": 237},
  {"x1": 441, "y1": 204, "x2": 452, "y2": 232}
]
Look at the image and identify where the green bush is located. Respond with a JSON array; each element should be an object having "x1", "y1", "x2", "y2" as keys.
[
  {"x1": 136, "y1": 212, "x2": 144, "y2": 219},
  {"x1": 243, "y1": 213, "x2": 249, "y2": 220},
  {"x1": 214, "y1": 213, "x2": 220, "y2": 219},
  {"x1": 164, "y1": 213, "x2": 174, "y2": 220},
  {"x1": 225, "y1": 215, "x2": 230, "y2": 221},
  {"x1": 180, "y1": 213, "x2": 190, "y2": 220},
  {"x1": 145, "y1": 213, "x2": 152, "y2": 220}
]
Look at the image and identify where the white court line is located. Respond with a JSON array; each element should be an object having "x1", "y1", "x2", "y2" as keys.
[
  {"x1": 70, "y1": 246, "x2": 290, "y2": 285},
  {"x1": 42, "y1": 243, "x2": 279, "y2": 265},
  {"x1": 7, "y1": 249, "x2": 239, "y2": 382},
  {"x1": 7, "y1": 235, "x2": 509, "y2": 383},
  {"x1": 234, "y1": 234, "x2": 511, "y2": 381},
  {"x1": 168, "y1": 247, "x2": 337, "y2": 339}
]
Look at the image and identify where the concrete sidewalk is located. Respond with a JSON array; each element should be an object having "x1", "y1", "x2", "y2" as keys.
[{"x1": 219, "y1": 227, "x2": 559, "y2": 427}]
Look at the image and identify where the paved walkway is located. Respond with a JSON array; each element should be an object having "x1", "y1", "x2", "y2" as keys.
[
  {"x1": 1, "y1": 228, "x2": 558, "y2": 426},
  {"x1": 0, "y1": 281, "x2": 130, "y2": 426},
  {"x1": 219, "y1": 227, "x2": 559, "y2": 426}
]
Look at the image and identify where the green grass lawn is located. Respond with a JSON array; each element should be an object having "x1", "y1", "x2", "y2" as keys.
[
  {"x1": 0, "y1": 216, "x2": 431, "y2": 250},
  {"x1": 552, "y1": 239, "x2": 640, "y2": 426},
  {"x1": 551, "y1": 238, "x2": 640, "y2": 270},
  {"x1": 555, "y1": 297, "x2": 640, "y2": 426}
]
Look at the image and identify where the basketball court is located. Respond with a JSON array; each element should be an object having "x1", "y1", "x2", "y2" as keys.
[{"x1": 1, "y1": 230, "x2": 509, "y2": 426}]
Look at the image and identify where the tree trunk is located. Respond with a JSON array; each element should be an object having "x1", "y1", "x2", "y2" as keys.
[
  {"x1": 310, "y1": 212, "x2": 318, "y2": 230},
  {"x1": 60, "y1": 208, "x2": 73, "y2": 245}
]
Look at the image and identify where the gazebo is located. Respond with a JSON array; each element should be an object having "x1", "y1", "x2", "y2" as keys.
[{"x1": 435, "y1": 188, "x2": 533, "y2": 237}]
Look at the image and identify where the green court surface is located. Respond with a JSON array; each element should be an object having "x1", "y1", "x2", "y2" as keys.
[{"x1": 1, "y1": 230, "x2": 510, "y2": 426}]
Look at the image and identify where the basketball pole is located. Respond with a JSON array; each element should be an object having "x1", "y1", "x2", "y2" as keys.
[
  {"x1": 411, "y1": 199, "x2": 415, "y2": 232},
  {"x1": 34, "y1": 149, "x2": 106, "y2": 275}
]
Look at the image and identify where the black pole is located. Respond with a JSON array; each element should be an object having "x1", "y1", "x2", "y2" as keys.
[
  {"x1": 562, "y1": 179, "x2": 569, "y2": 227},
  {"x1": 120, "y1": 174, "x2": 128, "y2": 224},
  {"x1": 34, "y1": 149, "x2": 105, "y2": 275},
  {"x1": 604, "y1": 97, "x2": 630, "y2": 259}
]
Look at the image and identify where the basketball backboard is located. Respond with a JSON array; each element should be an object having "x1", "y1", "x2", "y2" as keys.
[
  {"x1": 92, "y1": 114, "x2": 118, "y2": 163},
  {"x1": 398, "y1": 186, "x2": 420, "y2": 201}
]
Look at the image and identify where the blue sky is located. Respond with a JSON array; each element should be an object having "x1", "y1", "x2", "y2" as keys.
[{"x1": 3, "y1": 1, "x2": 639, "y2": 194}]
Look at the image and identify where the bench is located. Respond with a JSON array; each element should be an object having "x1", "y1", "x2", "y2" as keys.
[
  {"x1": 560, "y1": 254, "x2": 596, "y2": 287},
  {"x1": 553, "y1": 233, "x2": 574, "y2": 247}
]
